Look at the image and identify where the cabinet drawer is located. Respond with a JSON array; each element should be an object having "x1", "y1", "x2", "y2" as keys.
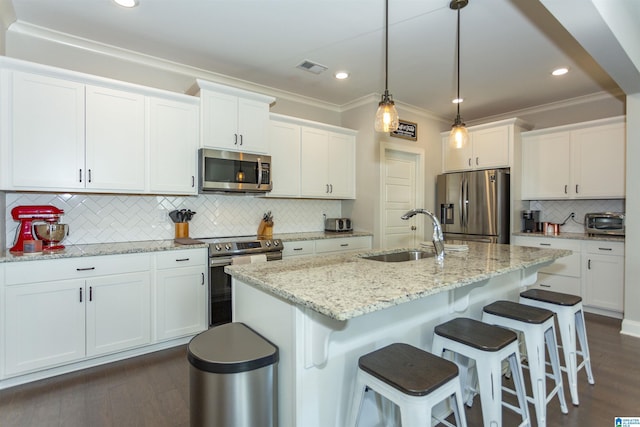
[
  {"x1": 282, "y1": 240, "x2": 315, "y2": 257},
  {"x1": 532, "y1": 273, "x2": 581, "y2": 296},
  {"x1": 156, "y1": 248, "x2": 208, "y2": 269},
  {"x1": 512, "y1": 236, "x2": 581, "y2": 277},
  {"x1": 315, "y1": 236, "x2": 371, "y2": 254},
  {"x1": 583, "y1": 241, "x2": 624, "y2": 256},
  {"x1": 5, "y1": 253, "x2": 151, "y2": 285}
]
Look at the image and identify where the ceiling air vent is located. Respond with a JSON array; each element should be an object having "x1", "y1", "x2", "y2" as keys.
[{"x1": 296, "y1": 60, "x2": 328, "y2": 75}]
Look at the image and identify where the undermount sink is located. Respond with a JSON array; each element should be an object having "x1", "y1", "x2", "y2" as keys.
[{"x1": 361, "y1": 250, "x2": 435, "y2": 262}]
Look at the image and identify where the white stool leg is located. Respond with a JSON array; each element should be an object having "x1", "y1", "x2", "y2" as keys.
[
  {"x1": 347, "y1": 371, "x2": 367, "y2": 427},
  {"x1": 452, "y1": 380, "x2": 469, "y2": 427},
  {"x1": 575, "y1": 308, "x2": 595, "y2": 385},
  {"x1": 545, "y1": 325, "x2": 569, "y2": 414},
  {"x1": 522, "y1": 324, "x2": 547, "y2": 427},
  {"x1": 399, "y1": 400, "x2": 430, "y2": 427},
  {"x1": 507, "y1": 351, "x2": 531, "y2": 427},
  {"x1": 474, "y1": 356, "x2": 502, "y2": 427},
  {"x1": 555, "y1": 308, "x2": 580, "y2": 405}
]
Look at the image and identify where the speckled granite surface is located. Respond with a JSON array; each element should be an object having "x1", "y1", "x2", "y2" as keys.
[
  {"x1": 226, "y1": 242, "x2": 571, "y2": 321},
  {"x1": 0, "y1": 240, "x2": 208, "y2": 263},
  {"x1": 274, "y1": 231, "x2": 373, "y2": 241},
  {"x1": 512, "y1": 231, "x2": 624, "y2": 242}
]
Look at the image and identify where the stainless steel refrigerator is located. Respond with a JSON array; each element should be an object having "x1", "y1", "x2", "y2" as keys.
[{"x1": 436, "y1": 168, "x2": 510, "y2": 243}]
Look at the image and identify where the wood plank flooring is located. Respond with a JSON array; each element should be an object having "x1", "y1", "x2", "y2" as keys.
[{"x1": 0, "y1": 313, "x2": 639, "y2": 426}]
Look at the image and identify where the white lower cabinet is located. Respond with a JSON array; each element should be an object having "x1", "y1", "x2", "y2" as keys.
[
  {"x1": 512, "y1": 235, "x2": 625, "y2": 317},
  {"x1": 3, "y1": 253, "x2": 152, "y2": 376},
  {"x1": 154, "y1": 249, "x2": 208, "y2": 341},
  {"x1": 282, "y1": 236, "x2": 372, "y2": 258}
]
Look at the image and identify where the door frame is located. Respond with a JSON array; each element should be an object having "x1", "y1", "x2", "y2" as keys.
[{"x1": 379, "y1": 141, "x2": 425, "y2": 249}]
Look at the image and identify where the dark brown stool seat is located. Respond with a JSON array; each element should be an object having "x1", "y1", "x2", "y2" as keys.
[
  {"x1": 483, "y1": 300, "x2": 554, "y2": 324},
  {"x1": 359, "y1": 343, "x2": 459, "y2": 396},
  {"x1": 434, "y1": 317, "x2": 517, "y2": 352},
  {"x1": 520, "y1": 288, "x2": 582, "y2": 306}
]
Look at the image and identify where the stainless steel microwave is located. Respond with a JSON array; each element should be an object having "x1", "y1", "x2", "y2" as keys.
[{"x1": 198, "y1": 149, "x2": 272, "y2": 193}]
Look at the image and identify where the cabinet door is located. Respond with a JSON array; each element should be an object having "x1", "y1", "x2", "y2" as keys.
[
  {"x1": 237, "y1": 97, "x2": 270, "y2": 153},
  {"x1": 572, "y1": 122, "x2": 625, "y2": 198},
  {"x1": 7, "y1": 71, "x2": 85, "y2": 190},
  {"x1": 201, "y1": 90, "x2": 239, "y2": 150},
  {"x1": 155, "y1": 266, "x2": 207, "y2": 340},
  {"x1": 443, "y1": 135, "x2": 474, "y2": 172},
  {"x1": 521, "y1": 132, "x2": 572, "y2": 199},
  {"x1": 5, "y1": 280, "x2": 85, "y2": 375},
  {"x1": 85, "y1": 272, "x2": 151, "y2": 357},
  {"x1": 584, "y1": 253, "x2": 624, "y2": 312},
  {"x1": 300, "y1": 126, "x2": 330, "y2": 197},
  {"x1": 472, "y1": 125, "x2": 510, "y2": 169},
  {"x1": 149, "y1": 97, "x2": 198, "y2": 194},
  {"x1": 327, "y1": 132, "x2": 355, "y2": 199},
  {"x1": 268, "y1": 120, "x2": 301, "y2": 197},
  {"x1": 85, "y1": 85, "x2": 146, "y2": 192}
]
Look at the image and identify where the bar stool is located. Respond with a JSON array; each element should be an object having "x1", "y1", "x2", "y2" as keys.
[
  {"x1": 482, "y1": 300, "x2": 569, "y2": 427},
  {"x1": 347, "y1": 343, "x2": 467, "y2": 427},
  {"x1": 519, "y1": 289, "x2": 595, "y2": 406},
  {"x1": 432, "y1": 317, "x2": 530, "y2": 427}
]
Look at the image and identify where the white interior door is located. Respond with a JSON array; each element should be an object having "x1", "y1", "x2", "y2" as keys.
[{"x1": 381, "y1": 146, "x2": 423, "y2": 249}]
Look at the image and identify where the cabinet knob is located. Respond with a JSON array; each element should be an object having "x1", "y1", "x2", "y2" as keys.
[{"x1": 411, "y1": 225, "x2": 417, "y2": 231}]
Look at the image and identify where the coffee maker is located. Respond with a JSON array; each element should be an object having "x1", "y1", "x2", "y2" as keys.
[
  {"x1": 10, "y1": 205, "x2": 68, "y2": 253},
  {"x1": 521, "y1": 210, "x2": 541, "y2": 233}
]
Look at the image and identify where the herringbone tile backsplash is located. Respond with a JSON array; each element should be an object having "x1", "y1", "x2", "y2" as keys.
[
  {"x1": 529, "y1": 199, "x2": 625, "y2": 233},
  {"x1": 4, "y1": 193, "x2": 341, "y2": 246}
]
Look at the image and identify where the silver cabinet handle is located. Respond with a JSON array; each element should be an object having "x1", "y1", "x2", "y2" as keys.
[
  {"x1": 79, "y1": 169, "x2": 83, "y2": 183},
  {"x1": 539, "y1": 243, "x2": 551, "y2": 246},
  {"x1": 201, "y1": 272, "x2": 205, "y2": 285},
  {"x1": 80, "y1": 288, "x2": 83, "y2": 302},
  {"x1": 191, "y1": 176, "x2": 195, "y2": 188},
  {"x1": 329, "y1": 184, "x2": 333, "y2": 193},
  {"x1": 89, "y1": 286, "x2": 93, "y2": 302},
  {"x1": 293, "y1": 247, "x2": 304, "y2": 251},
  {"x1": 239, "y1": 134, "x2": 243, "y2": 145},
  {"x1": 76, "y1": 267, "x2": 96, "y2": 271},
  {"x1": 475, "y1": 157, "x2": 479, "y2": 165},
  {"x1": 540, "y1": 283, "x2": 551, "y2": 288},
  {"x1": 340, "y1": 243, "x2": 349, "y2": 247},
  {"x1": 234, "y1": 134, "x2": 238, "y2": 145},
  {"x1": 588, "y1": 259, "x2": 592, "y2": 269},
  {"x1": 176, "y1": 258, "x2": 190, "y2": 262},
  {"x1": 598, "y1": 247, "x2": 613, "y2": 251},
  {"x1": 576, "y1": 184, "x2": 579, "y2": 194},
  {"x1": 468, "y1": 158, "x2": 471, "y2": 166},
  {"x1": 564, "y1": 185, "x2": 568, "y2": 194},
  {"x1": 411, "y1": 225, "x2": 417, "y2": 231},
  {"x1": 88, "y1": 169, "x2": 92, "y2": 183}
]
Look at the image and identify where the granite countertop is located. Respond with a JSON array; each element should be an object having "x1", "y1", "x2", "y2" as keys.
[
  {"x1": 273, "y1": 231, "x2": 373, "y2": 242},
  {"x1": 0, "y1": 239, "x2": 209, "y2": 263},
  {"x1": 512, "y1": 231, "x2": 625, "y2": 242},
  {"x1": 225, "y1": 242, "x2": 571, "y2": 321}
]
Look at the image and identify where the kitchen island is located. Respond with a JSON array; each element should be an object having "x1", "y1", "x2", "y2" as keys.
[{"x1": 226, "y1": 242, "x2": 570, "y2": 427}]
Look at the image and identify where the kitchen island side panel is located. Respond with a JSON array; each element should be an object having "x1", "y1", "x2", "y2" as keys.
[{"x1": 233, "y1": 269, "x2": 524, "y2": 427}]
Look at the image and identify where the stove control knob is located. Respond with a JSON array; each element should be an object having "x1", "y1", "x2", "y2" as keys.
[
  {"x1": 273, "y1": 240, "x2": 279, "y2": 246},
  {"x1": 265, "y1": 240, "x2": 271, "y2": 247},
  {"x1": 214, "y1": 244, "x2": 222, "y2": 251},
  {"x1": 224, "y1": 243, "x2": 232, "y2": 251}
]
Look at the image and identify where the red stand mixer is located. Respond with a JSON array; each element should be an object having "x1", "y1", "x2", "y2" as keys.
[{"x1": 10, "y1": 205, "x2": 68, "y2": 253}]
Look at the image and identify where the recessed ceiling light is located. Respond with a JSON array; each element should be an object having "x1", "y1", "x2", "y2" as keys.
[
  {"x1": 113, "y1": 0, "x2": 138, "y2": 7},
  {"x1": 452, "y1": 98, "x2": 463, "y2": 104},
  {"x1": 335, "y1": 71, "x2": 349, "y2": 80},
  {"x1": 552, "y1": 67, "x2": 569, "y2": 76}
]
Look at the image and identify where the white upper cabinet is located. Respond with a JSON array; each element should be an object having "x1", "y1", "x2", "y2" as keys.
[
  {"x1": 148, "y1": 96, "x2": 199, "y2": 194},
  {"x1": 3, "y1": 70, "x2": 86, "y2": 190},
  {"x1": 442, "y1": 119, "x2": 527, "y2": 172},
  {"x1": 85, "y1": 85, "x2": 146, "y2": 192},
  {"x1": 0, "y1": 58, "x2": 200, "y2": 195},
  {"x1": 198, "y1": 79, "x2": 275, "y2": 154},
  {"x1": 268, "y1": 114, "x2": 356, "y2": 199},
  {"x1": 521, "y1": 116, "x2": 625, "y2": 200}
]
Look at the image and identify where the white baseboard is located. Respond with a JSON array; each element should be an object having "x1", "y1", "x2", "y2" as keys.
[{"x1": 621, "y1": 318, "x2": 640, "y2": 338}]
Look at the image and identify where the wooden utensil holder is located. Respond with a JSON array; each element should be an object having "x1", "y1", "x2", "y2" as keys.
[
  {"x1": 257, "y1": 220, "x2": 273, "y2": 238},
  {"x1": 175, "y1": 222, "x2": 189, "y2": 238}
]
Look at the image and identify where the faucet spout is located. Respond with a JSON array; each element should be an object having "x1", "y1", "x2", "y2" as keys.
[{"x1": 401, "y1": 209, "x2": 445, "y2": 261}]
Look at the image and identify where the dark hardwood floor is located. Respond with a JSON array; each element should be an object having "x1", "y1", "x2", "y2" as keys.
[{"x1": 0, "y1": 313, "x2": 639, "y2": 426}]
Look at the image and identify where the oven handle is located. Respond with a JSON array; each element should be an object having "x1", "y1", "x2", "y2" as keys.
[{"x1": 210, "y1": 257, "x2": 233, "y2": 268}]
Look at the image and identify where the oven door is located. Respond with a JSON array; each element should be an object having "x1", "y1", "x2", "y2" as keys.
[{"x1": 209, "y1": 256, "x2": 233, "y2": 326}]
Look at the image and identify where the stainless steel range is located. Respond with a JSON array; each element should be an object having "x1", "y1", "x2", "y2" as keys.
[{"x1": 198, "y1": 236, "x2": 283, "y2": 326}]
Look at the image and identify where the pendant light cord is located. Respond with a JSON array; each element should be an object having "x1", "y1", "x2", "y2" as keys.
[
  {"x1": 384, "y1": 0, "x2": 389, "y2": 95},
  {"x1": 456, "y1": 3, "x2": 461, "y2": 119}
]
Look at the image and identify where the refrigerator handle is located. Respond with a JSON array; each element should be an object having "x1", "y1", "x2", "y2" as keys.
[
  {"x1": 459, "y1": 177, "x2": 465, "y2": 227},
  {"x1": 464, "y1": 177, "x2": 469, "y2": 228}
]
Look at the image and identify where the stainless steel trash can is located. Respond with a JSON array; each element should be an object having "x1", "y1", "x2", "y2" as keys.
[{"x1": 188, "y1": 322, "x2": 278, "y2": 427}]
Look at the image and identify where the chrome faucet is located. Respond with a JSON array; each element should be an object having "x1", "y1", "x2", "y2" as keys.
[{"x1": 401, "y1": 209, "x2": 445, "y2": 261}]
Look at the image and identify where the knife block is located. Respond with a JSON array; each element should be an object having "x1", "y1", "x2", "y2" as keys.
[
  {"x1": 175, "y1": 222, "x2": 189, "y2": 239},
  {"x1": 257, "y1": 220, "x2": 273, "y2": 238}
]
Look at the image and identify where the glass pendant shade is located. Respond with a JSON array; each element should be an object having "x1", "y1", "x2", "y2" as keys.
[
  {"x1": 375, "y1": 92, "x2": 399, "y2": 133},
  {"x1": 449, "y1": 121, "x2": 469, "y2": 149}
]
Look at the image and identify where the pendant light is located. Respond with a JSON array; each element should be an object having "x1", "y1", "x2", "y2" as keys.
[
  {"x1": 448, "y1": 0, "x2": 469, "y2": 149},
  {"x1": 374, "y1": 0, "x2": 399, "y2": 133}
]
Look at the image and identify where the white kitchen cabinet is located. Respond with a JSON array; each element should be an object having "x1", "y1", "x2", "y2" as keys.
[
  {"x1": 300, "y1": 126, "x2": 356, "y2": 199},
  {"x1": 148, "y1": 96, "x2": 199, "y2": 194},
  {"x1": 521, "y1": 116, "x2": 625, "y2": 200},
  {"x1": 443, "y1": 120, "x2": 525, "y2": 172},
  {"x1": 583, "y1": 241, "x2": 624, "y2": 315},
  {"x1": 154, "y1": 249, "x2": 208, "y2": 341},
  {"x1": 3, "y1": 70, "x2": 86, "y2": 190},
  {"x1": 281, "y1": 235, "x2": 372, "y2": 259},
  {"x1": 268, "y1": 117, "x2": 301, "y2": 197},
  {"x1": 3, "y1": 253, "x2": 151, "y2": 376},
  {"x1": 85, "y1": 85, "x2": 146, "y2": 192},
  {"x1": 198, "y1": 79, "x2": 275, "y2": 154}
]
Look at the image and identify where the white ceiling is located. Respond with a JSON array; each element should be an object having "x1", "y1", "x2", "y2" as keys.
[{"x1": 3, "y1": 0, "x2": 628, "y2": 122}]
